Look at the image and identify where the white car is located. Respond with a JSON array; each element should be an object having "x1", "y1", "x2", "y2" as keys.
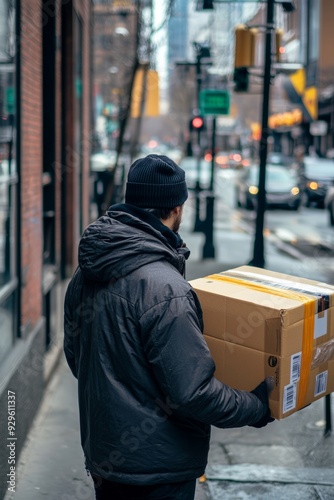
[{"x1": 90, "y1": 150, "x2": 117, "y2": 172}]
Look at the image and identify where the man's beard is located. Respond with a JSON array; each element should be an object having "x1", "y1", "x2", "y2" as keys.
[{"x1": 172, "y1": 211, "x2": 182, "y2": 233}]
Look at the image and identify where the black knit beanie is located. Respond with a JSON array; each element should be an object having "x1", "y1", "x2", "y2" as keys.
[{"x1": 125, "y1": 154, "x2": 188, "y2": 208}]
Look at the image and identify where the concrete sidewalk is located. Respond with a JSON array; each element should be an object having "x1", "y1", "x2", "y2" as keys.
[
  {"x1": 5, "y1": 354, "x2": 334, "y2": 500},
  {"x1": 4, "y1": 200, "x2": 334, "y2": 500}
]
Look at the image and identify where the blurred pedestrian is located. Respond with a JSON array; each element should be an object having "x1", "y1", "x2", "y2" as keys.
[{"x1": 64, "y1": 154, "x2": 274, "y2": 500}]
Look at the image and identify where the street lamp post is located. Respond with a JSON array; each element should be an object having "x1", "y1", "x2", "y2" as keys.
[
  {"x1": 249, "y1": 0, "x2": 275, "y2": 268},
  {"x1": 175, "y1": 45, "x2": 211, "y2": 234},
  {"x1": 193, "y1": 43, "x2": 211, "y2": 233},
  {"x1": 202, "y1": 116, "x2": 216, "y2": 259}
]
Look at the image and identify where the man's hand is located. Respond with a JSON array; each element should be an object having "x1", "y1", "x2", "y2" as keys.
[{"x1": 249, "y1": 377, "x2": 275, "y2": 428}]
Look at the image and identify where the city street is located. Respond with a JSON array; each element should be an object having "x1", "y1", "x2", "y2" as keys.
[
  {"x1": 210, "y1": 168, "x2": 334, "y2": 285},
  {"x1": 2, "y1": 1, "x2": 334, "y2": 499}
]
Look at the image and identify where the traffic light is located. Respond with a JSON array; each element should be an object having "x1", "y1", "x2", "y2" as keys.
[
  {"x1": 196, "y1": 0, "x2": 214, "y2": 10},
  {"x1": 275, "y1": 29, "x2": 285, "y2": 62},
  {"x1": 234, "y1": 25, "x2": 257, "y2": 69},
  {"x1": 189, "y1": 116, "x2": 205, "y2": 132},
  {"x1": 233, "y1": 67, "x2": 249, "y2": 92},
  {"x1": 233, "y1": 25, "x2": 257, "y2": 92}
]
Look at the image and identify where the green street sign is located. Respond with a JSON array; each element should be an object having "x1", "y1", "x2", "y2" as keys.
[
  {"x1": 5, "y1": 87, "x2": 15, "y2": 114},
  {"x1": 199, "y1": 89, "x2": 230, "y2": 116}
]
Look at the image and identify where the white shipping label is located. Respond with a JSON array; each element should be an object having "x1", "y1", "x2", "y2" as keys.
[
  {"x1": 314, "y1": 370, "x2": 328, "y2": 396},
  {"x1": 314, "y1": 310, "x2": 328, "y2": 339},
  {"x1": 228, "y1": 269, "x2": 334, "y2": 295},
  {"x1": 283, "y1": 383, "x2": 297, "y2": 413},
  {"x1": 290, "y1": 352, "x2": 302, "y2": 383}
]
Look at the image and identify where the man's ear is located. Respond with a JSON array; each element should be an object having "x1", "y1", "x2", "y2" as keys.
[{"x1": 172, "y1": 205, "x2": 183, "y2": 216}]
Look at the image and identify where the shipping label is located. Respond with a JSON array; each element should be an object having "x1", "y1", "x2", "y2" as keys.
[
  {"x1": 283, "y1": 382, "x2": 297, "y2": 413},
  {"x1": 314, "y1": 370, "x2": 328, "y2": 396},
  {"x1": 314, "y1": 310, "x2": 328, "y2": 339},
  {"x1": 290, "y1": 352, "x2": 302, "y2": 384}
]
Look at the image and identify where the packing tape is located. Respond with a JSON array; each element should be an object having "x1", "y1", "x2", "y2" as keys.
[
  {"x1": 206, "y1": 274, "x2": 315, "y2": 410},
  {"x1": 312, "y1": 338, "x2": 334, "y2": 368},
  {"x1": 223, "y1": 269, "x2": 330, "y2": 312}
]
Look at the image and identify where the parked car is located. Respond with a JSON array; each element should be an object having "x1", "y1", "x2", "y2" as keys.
[
  {"x1": 324, "y1": 186, "x2": 334, "y2": 225},
  {"x1": 214, "y1": 151, "x2": 230, "y2": 169},
  {"x1": 215, "y1": 150, "x2": 246, "y2": 170},
  {"x1": 300, "y1": 156, "x2": 334, "y2": 208},
  {"x1": 90, "y1": 150, "x2": 117, "y2": 172},
  {"x1": 267, "y1": 152, "x2": 293, "y2": 167},
  {"x1": 235, "y1": 164, "x2": 301, "y2": 210},
  {"x1": 179, "y1": 156, "x2": 213, "y2": 190}
]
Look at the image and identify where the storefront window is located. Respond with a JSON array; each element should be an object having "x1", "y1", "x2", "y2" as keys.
[{"x1": 0, "y1": 0, "x2": 18, "y2": 363}]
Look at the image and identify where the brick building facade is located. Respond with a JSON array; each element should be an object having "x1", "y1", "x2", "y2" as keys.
[{"x1": 0, "y1": 1, "x2": 93, "y2": 497}]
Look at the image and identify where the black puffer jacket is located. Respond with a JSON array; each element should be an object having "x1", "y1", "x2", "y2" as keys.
[{"x1": 64, "y1": 204, "x2": 267, "y2": 485}]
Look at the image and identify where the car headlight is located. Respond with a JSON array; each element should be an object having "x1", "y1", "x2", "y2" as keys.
[
  {"x1": 249, "y1": 185, "x2": 258, "y2": 195},
  {"x1": 290, "y1": 187, "x2": 300, "y2": 196},
  {"x1": 307, "y1": 181, "x2": 319, "y2": 190}
]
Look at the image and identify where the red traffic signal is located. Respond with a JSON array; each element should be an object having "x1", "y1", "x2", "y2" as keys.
[{"x1": 190, "y1": 116, "x2": 205, "y2": 131}]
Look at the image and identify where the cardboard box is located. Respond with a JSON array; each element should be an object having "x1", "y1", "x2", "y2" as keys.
[
  {"x1": 190, "y1": 266, "x2": 334, "y2": 419},
  {"x1": 204, "y1": 336, "x2": 334, "y2": 419}
]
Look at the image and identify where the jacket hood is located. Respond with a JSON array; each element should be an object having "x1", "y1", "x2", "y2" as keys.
[{"x1": 78, "y1": 206, "x2": 189, "y2": 282}]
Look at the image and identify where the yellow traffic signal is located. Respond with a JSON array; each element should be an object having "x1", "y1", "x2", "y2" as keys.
[
  {"x1": 234, "y1": 25, "x2": 257, "y2": 68},
  {"x1": 276, "y1": 29, "x2": 285, "y2": 62},
  {"x1": 130, "y1": 68, "x2": 160, "y2": 118},
  {"x1": 249, "y1": 28, "x2": 258, "y2": 67}
]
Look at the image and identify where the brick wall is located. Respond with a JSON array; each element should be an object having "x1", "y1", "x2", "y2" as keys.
[
  {"x1": 75, "y1": 0, "x2": 92, "y2": 232},
  {"x1": 63, "y1": 0, "x2": 92, "y2": 275},
  {"x1": 0, "y1": 1, "x2": 93, "y2": 496},
  {"x1": 319, "y1": 0, "x2": 334, "y2": 71},
  {"x1": 20, "y1": 0, "x2": 43, "y2": 333}
]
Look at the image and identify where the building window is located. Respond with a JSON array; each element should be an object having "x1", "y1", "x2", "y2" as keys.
[
  {"x1": 308, "y1": 0, "x2": 319, "y2": 62},
  {"x1": 42, "y1": 0, "x2": 57, "y2": 351},
  {"x1": 42, "y1": 0, "x2": 56, "y2": 267},
  {"x1": 0, "y1": 0, "x2": 18, "y2": 363},
  {"x1": 307, "y1": 0, "x2": 319, "y2": 85}
]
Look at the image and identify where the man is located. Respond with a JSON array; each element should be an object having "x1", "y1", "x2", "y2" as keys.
[{"x1": 64, "y1": 154, "x2": 274, "y2": 500}]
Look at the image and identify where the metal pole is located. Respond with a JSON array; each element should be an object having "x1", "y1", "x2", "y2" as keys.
[
  {"x1": 209, "y1": 116, "x2": 216, "y2": 192},
  {"x1": 202, "y1": 116, "x2": 216, "y2": 259},
  {"x1": 324, "y1": 394, "x2": 332, "y2": 437},
  {"x1": 193, "y1": 127, "x2": 204, "y2": 232},
  {"x1": 331, "y1": 93, "x2": 334, "y2": 150},
  {"x1": 249, "y1": 0, "x2": 274, "y2": 268},
  {"x1": 193, "y1": 50, "x2": 203, "y2": 232}
]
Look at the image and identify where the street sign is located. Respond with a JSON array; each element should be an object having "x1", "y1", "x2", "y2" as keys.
[
  {"x1": 5, "y1": 87, "x2": 15, "y2": 114},
  {"x1": 199, "y1": 89, "x2": 230, "y2": 116}
]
